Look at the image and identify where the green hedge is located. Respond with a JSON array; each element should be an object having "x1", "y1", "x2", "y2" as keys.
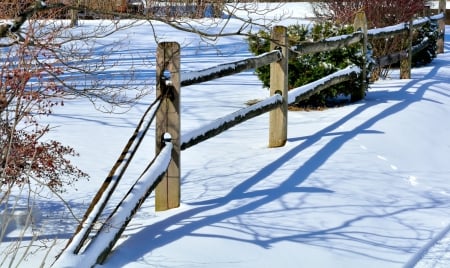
[
  {"x1": 248, "y1": 20, "x2": 438, "y2": 109},
  {"x1": 248, "y1": 22, "x2": 365, "y2": 108},
  {"x1": 412, "y1": 21, "x2": 438, "y2": 66}
]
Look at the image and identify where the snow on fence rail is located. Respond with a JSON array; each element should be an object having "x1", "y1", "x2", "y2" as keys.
[
  {"x1": 54, "y1": 140, "x2": 173, "y2": 267},
  {"x1": 287, "y1": 65, "x2": 362, "y2": 105},
  {"x1": 180, "y1": 50, "x2": 282, "y2": 87},
  {"x1": 293, "y1": 32, "x2": 364, "y2": 56},
  {"x1": 367, "y1": 14, "x2": 445, "y2": 69}
]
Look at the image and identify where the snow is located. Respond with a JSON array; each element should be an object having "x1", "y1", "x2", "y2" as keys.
[
  {"x1": 1, "y1": 2, "x2": 450, "y2": 268},
  {"x1": 406, "y1": 224, "x2": 450, "y2": 267}
]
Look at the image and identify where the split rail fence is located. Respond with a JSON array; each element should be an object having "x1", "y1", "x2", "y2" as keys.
[
  {"x1": 55, "y1": 5, "x2": 446, "y2": 267},
  {"x1": 154, "y1": 11, "x2": 446, "y2": 211}
]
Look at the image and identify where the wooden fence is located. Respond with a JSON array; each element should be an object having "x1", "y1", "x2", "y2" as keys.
[
  {"x1": 154, "y1": 11, "x2": 446, "y2": 211},
  {"x1": 56, "y1": 7, "x2": 446, "y2": 267}
]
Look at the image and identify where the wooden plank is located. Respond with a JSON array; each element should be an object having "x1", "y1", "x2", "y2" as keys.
[
  {"x1": 368, "y1": 24, "x2": 409, "y2": 39},
  {"x1": 180, "y1": 50, "x2": 282, "y2": 87},
  {"x1": 55, "y1": 88, "x2": 164, "y2": 261},
  {"x1": 400, "y1": 20, "x2": 413, "y2": 79},
  {"x1": 375, "y1": 34, "x2": 431, "y2": 69},
  {"x1": 93, "y1": 143, "x2": 172, "y2": 265},
  {"x1": 155, "y1": 42, "x2": 181, "y2": 211},
  {"x1": 293, "y1": 32, "x2": 363, "y2": 56},
  {"x1": 437, "y1": 0, "x2": 446, "y2": 53},
  {"x1": 288, "y1": 67, "x2": 361, "y2": 105},
  {"x1": 269, "y1": 26, "x2": 288, "y2": 148},
  {"x1": 412, "y1": 37, "x2": 432, "y2": 55},
  {"x1": 352, "y1": 11, "x2": 368, "y2": 102},
  {"x1": 376, "y1": 50, "x2": 408, "y2": 68}
]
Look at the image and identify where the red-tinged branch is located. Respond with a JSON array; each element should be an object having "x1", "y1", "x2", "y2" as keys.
[{"x1": 0, "y1": 0, "x2": 64, "y2": 40}]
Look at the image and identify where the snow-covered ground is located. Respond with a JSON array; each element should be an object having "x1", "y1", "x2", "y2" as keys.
[{"x1": 1, "y1": 2, "x2": 450, "y2": 267}]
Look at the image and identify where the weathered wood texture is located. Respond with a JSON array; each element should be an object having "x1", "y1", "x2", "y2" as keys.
[
  {"x1": 155, "y1": 42, "x2": 181, "y2": 211},
  {"x1": 376, "y1": 51, "x2": 408, "y2": 68},
  {"x1": 353, "y1": 11, "x2": 368, "y2": 101},
  {"x1": 294, "y1": 32, "x2": 363, "y2": 56},
  {"x1": 400, "y1": 20, "x2": 414, "y2": 79},
  {"x1": 437, "y1": 0, "x2": 446, "y2": 53},
  {"x1": 288, "y1": 68, "x2": 360, "y2": 105},
  {"x1": 269, "y1": 26, "x2": 288, "y2": 148},
  {"x1": 180, "y1": 50, "x2": 282, "y2": 87}
]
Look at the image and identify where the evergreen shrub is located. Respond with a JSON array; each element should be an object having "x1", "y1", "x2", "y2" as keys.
[
  {"x1": 412, "y1": 21, "x2": 438, "y2": 67},
  {"x1": 248, "y1": 20, "x2": 438, "y2": 108},
  {"x1": 247, "y1": 22, "x2": 365, "y2": 108}
]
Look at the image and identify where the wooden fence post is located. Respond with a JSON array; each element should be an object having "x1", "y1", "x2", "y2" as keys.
[
  {"x1": 269, "y1": 26, "x2": 288, "y2": 148},
  {"x1": 437, "y1": 0, "x2": 446, "y2": 54},
  {"x1": 353, "y1": 11, "x2": 368, "y2": 102},
  {"x1": 155, "y1": 42, "x2": 181, "y2": 211},
  {"x1": 400, "y1": 20, "x2": 413, "y2": 79}
]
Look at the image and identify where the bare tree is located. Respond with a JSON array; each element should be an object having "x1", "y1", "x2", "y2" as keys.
[
  {"x1": 0, "y1": 0, "x2": 287, "y2": 266},
  {"x1": 312, "y1": 0, "x2": 429, "y2": 80},
  {"x1": 312, "y1": 0, "x2": 428, "y2": 28}
]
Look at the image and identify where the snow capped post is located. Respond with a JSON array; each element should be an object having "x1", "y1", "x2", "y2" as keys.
[
  {"x1": 437, "y1": 0, "x2": 446, "y2": 53},
  {"x1": 353, "y1": 11, "x2": 368, "y2": 101},
  {"x1": 155, "y1": 42, "x2": 181, "y2": 211},
  {"x1": 269, "y1": 26, "x2": 288, "y2": 148}
]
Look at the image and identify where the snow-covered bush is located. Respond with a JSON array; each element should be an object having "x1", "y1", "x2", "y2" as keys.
[
  {"x1": 248, "y1": 22, "x2": 365, "y2": 108},
  {"x1": 412, "y1": 21, "x2": 439, "y2": 67}
]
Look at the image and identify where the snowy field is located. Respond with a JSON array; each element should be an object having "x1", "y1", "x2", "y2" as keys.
[{"x1": 1, "y1": 2, "x2": 450, "y2": 268}]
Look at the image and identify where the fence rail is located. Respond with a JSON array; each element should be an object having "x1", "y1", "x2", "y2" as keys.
[
  {"x1": 180, "y1": 50, "x2": 282, "y2": 87},
  {"x1": 293, "y1": 32, "x2": 363, "y2": 56},
  {"x1": 367, "y1": 13, "x2": 445, "y2": 38},
  {"x1": 288, "y1": 65, "x2": 361, "y2": 105}
]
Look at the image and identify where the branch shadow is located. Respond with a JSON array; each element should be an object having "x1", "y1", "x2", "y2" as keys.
[{"x1": 1, "y1": 198, "x2": 88, "y2": 242}]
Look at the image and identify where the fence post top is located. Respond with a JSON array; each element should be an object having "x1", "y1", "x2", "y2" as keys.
[
  {"x1": 158, "y1": 41, "x2": 181, "y2": 48},
  {"x1": 353, "y1": 11, "x2": 368, "y2": 33},
  {"x1": 272, "y1": 25, "x2": 287, "y2": 35}
]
